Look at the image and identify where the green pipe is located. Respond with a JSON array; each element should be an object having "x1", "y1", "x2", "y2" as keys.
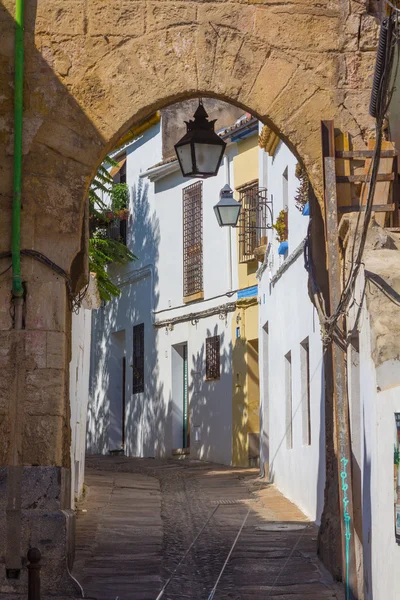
[{"x1": 11, "y1": 0, "x2": 25, "y2": 298}]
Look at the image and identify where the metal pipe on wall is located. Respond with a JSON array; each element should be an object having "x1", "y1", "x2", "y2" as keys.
[
  {"x1": 224, "y1": 155, "x2": 233, "y2": 291},
  {"x1": 12, "y1": 0, "x2": 25, "y2": 327}
]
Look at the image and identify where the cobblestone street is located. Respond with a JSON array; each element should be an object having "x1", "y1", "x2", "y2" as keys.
[{"x1": 73, "y1": 457, "x2": 343, "y2": 600}]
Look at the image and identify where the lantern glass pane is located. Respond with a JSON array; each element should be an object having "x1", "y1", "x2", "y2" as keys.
[
  {"x1": 214, "y1": 205, "x2": 223, "y2": 226},
  {"x1": 194, "y1": 143, "x2": 223, "y2": 174},
  {"x1": 218, "y1": 204, "x2": 241, "y2": 226},
  {"x1": 176, "y1": 144, "x2": 193, "y2": 176}
]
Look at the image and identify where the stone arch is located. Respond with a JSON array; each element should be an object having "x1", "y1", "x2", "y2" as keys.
[
  {"x1": 0, "y1": 0, "x2": 377, "y2": 272},
  {"x1": 0, "y1": 0, "x2": 378, "y2": 463}
]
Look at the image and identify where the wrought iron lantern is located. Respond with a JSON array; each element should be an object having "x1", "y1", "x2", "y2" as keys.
[
  {"x1": 174, "y1": 101, "x2": 226, "y2": 179},
  {"x1": 213, "y1": 185, "x2": 241, "y2": 227}
]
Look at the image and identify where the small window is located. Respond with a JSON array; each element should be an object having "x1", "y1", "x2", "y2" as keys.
[
  {"x1": 132, "y1": 324, "x2": 144, "y2": 393},
  {"x1": 206, "y1": 336, "x2": 220, "y2": 380},
  {"x1": 300, "y1": 338, "x2": 311, "y2": 446},
  {"x1": 285, "y1": 351, "x2": 293, "y2": 449}
]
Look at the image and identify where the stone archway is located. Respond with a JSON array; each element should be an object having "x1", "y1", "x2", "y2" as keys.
[{"x1": 0, "y1": 0, "x2": 378, "y2": 596}]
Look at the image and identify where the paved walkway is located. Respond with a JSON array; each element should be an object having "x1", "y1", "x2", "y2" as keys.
[{"x1": 73, "y1": 457, "x2": 343, "y2": 600}]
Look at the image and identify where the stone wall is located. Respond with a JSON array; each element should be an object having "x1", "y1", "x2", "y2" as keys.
[{"x1": 0, "y1": 0, "x2": 379, "y2": 595}]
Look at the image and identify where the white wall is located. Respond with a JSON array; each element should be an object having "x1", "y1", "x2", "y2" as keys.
[
  {"x1": 70, "y1": 307, "x2": 92, "y2": 508},
  {"x1": 258, "y1": 141, "x2": 325, "y2": 521},
  {"x1": 348, "y1": 270, "x2": 400, "y2": 600}
]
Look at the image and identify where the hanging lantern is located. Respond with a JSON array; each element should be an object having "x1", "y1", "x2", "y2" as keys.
[
  {"x1": 213, "y1": 185, "x2": 241, "y2": 227},
  {"x1": 174, "y1": 101, "x2": 226, "y2": 179}
]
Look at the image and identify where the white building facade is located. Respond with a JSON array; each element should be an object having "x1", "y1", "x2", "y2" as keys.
[
  {"x1": 87, "y1": 110, "x2": 242, "y2": 464},
  {"x1": 257, "y1": 134, "x2": 326, "y2": 522}
]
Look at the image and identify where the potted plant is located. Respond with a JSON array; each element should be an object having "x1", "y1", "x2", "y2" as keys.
[
  {"x1": 295, "y1": 162, "x2": 310, "y2": 215},
  {"x1": 273, "y1": 209, "x2": 288, "y2": 255}
]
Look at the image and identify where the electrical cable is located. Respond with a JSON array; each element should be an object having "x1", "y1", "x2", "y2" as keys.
[
  {"x1": 206, "y1": 507, "x2": 251, "y2": 600},
  {"x1": 322, "y1": 11, "x2": 399, "y2": 347},
  {"x1": 384, "y1": 0, "x2": 400, "y2": 13},
  {"x1": 154, "y1": 504, "x2": 220, "y2": 600},
  {"x1": 0, "y1": 264, "x2": 12, "y2": 277}
]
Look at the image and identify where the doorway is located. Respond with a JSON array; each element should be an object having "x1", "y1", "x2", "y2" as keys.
[
  {"x1": 172, "y1": 343, "x2": 189, "y2": 450},
  {"x1": 109, "y1": 330, "x2": 126, "y2": 452}
]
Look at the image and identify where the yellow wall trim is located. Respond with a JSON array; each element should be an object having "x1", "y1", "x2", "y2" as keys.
[
  {"x1": 183, "y1": 291, "x2": 204, "y2": 304},
  {"x1": 115, "y1": 112, "x2": 161, "y2": 149}
]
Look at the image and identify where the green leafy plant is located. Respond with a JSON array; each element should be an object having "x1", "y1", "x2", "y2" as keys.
[
  {"x1": 273, "y1": 209, "x2": 288, "y2": 243},
  {"x1": 294, "y1": 162, "x2": 310, "y2": 212},
  {"x1": 88, "y1": 157, "x2": 136, "y2": 302},
  {"x1": 395, "y1": 445, "x2": 400, "y2": 466},
  {"x1": 111, "y1": 183, "x2": 129, "y2": 212}
]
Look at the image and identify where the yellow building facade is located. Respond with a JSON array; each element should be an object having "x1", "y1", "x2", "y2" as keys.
[{"x1": 231, "y1": 126, "x2": 261, "y2": 467}]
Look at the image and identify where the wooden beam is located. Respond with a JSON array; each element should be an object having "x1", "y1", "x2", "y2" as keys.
[
  {"x1": 321, "y1": 120, "x2": 359, "y2": 600},
  {"x1": 336, "y1": 150, "x2": 397, "y2": 159},
  {"x1": 336, "y1": 173, "x2": 394, "y2": 183},
  {"x1": 338, "y1": 203, "x2": 395, "y2": 214}
]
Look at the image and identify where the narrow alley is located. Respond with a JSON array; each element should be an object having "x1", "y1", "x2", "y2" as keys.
[{"x1": 73, "y1": 457, "x2": 343, "y2": 600}]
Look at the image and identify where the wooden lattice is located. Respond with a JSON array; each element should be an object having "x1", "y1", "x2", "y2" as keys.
[
  {"x1": 183, "y1": 182, "x2": 203, "y2": 297},
  {"x1": 206, "y1": 335, "x2": 220, "y2": 380}
]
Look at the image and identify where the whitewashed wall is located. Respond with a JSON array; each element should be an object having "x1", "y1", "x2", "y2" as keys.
[
  {"x1": 70, "y1": 276, "x2": 100, "y2": 507},
  {"x1": 88, "y1": 119, "x2": 238, "y2": 464},
  {"x1": 258, "y1": 141, "x2": 325, "y2": 521},
  {"x1": 348, "y1": 270, "x2": 400, "y2": 600}
]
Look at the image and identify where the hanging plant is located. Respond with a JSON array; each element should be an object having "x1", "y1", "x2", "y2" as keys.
[
  {"x1": 295, "y1": 162, "x2": 310, "y2": 212},
  {"x1": 117, "y1": 208, "x2": 130, "y2": 221},
  {"x1": 273, "y1": 209, "x2": 288, "y2": 243},
  {"x1": 111, "y1": 183, "x2": 130, "y2": 212}
]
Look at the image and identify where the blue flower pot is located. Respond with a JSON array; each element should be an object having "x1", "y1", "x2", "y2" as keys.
[{"x1": 278, "y1": 241, "x2": 288, "y2": 255}]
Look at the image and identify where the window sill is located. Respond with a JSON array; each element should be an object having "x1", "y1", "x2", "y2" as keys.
[
  {"x1": 183, "y1": 291, "x2": 204, "y2": 304},
  {"x1": 205, "y1": 377, "x2": 220, "y2": 382}
]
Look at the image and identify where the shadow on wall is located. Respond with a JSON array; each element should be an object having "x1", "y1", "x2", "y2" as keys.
[
  {"x1": 190, "y1": 325, "x2": 233, "y2": 464},
  {"x1": 87, "y1": 177, "x2": 173, "y2": 458}
]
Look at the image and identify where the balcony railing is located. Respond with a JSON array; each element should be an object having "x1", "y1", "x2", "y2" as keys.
[{"x1": 237, "y1": 182, "x2": 272, "y2": 262}]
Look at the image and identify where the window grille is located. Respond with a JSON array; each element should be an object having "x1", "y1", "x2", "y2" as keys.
[
  {"x1": 238, "y1": 181, "x2": 269, "y2": 263},
  {"x1": 107, "y1": 219, "x2": 127, "y2": 245},
  {"x1": 183, "y1": 182, "x2": 203, "y2": 297},
  {"x1": 206, "y1": 335, "x2": 220, "y2": 380},
  {"x1": 132, "y1": 323, "x2": 144, "y2": 394}
]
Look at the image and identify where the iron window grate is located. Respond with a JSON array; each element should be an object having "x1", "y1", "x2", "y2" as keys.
[
  {"x1": 132, "y1": 323, "x2": 144, "y2": 394},
  {"x1": 238, "y1": 182, "x2": 269, "y2": 262},
  {"x1": 183, "y1": 182, "x2": 203, "y2": 297},
  {"x1": 206, "y1": 335, "x2": 220, "y2": 380}
]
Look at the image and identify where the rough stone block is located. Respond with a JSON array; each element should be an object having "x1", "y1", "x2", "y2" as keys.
[
  {"x1": 47, "y1": 331, "x2": 67, "y2": 370},
  {"x1": 25, "y1": 330, "x2": 47, "y2": 369},
  {"x1": 0, "y1": 370, "x2": 13, "y2": 413},
  {"x1": 87, "y1": 1, "x2": 146, "y2": 36},
  {"x1": 22, "y1": 415, "x2": 64, "y2": 465},
  {"x1": 254, "y1": 8, "x2": 339, "y2": 52},
  {"x1": 21, "y1": 467, "x2": 63, "y2": 511},
  {"x1": 25, "y1": 278, "x2": 68, "y2": 332},
  {"x1": 359, "y1": 13, "x2": 380, "y2": 51},
  {"x1": 147, "y1": 2, "x2": 197, "y2": 32},
  {"x1": 0, "y1": 414, "x2": 10, "y2": 465},
  {"x1": 198, "y1": 3, "x2": 255, "y2": 33},
  {"x1": 25, "y1": 369, "x2": 65, "y2": 417},
  {"x1": 34, "y1": 1, "x2": 86, "y2": 36},
  {"x1": 0, "y1": 466, "x2": 80, "y2": 597}
]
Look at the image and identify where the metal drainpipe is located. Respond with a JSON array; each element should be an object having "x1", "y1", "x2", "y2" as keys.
[
  {"x1": 12, "y1": 0, "x2": 25, "y2": 328},
  {"x1": 224, "y1": 155, "x2": 233, "y2": 291}
]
